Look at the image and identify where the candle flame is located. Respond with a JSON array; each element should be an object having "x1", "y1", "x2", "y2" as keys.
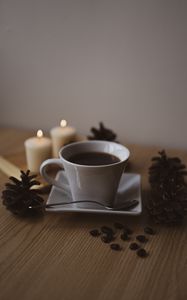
[
  {"x1": 60, "y1": 119, "x2": 67, "y2": 128},
  {"x1": 37, "y1": 129, "x2": 43, "y2": 138}
]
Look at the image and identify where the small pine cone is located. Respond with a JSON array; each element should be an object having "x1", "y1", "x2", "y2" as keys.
[{"x1": 88, "y1": 122, "x2": 117, "y2": 142}]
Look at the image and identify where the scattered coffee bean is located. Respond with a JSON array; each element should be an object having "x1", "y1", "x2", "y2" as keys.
[
  {"x1": 101, "y1": 233, "x2": 114, "y2": 243},
  {"x1": 136, "y1": 235, "x2": 148, "y2": 243},
  {"x1": 120, "y1": 233, "x2": 130, "y2": 241},
  {"x1": 129, "y1": 243, "x2": 140, "y2": 250},
  {"x1": 101, "y1": 226, "x2": 114, "y2": 235},
  {"x1": 137, "y1": 248, "x2": 148, "y2": 258},
  {"x1": 144, "y1": 227, "x2": 156, "y2": 235},
  {"x1": 90, "y1": 229, "x2": 100, "y2": 237},
  {"x1": 110, "y1": 243, "x2": 122, "y2": 251},
  {"x1": 89, "y1": 224, "x2": 153, "y2": 259},
  {"x1": 114, "y1": 222, "x2": 124, "y2": 229}
]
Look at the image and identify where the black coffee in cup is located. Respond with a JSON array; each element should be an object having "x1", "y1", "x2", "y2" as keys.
[
  {"x1": 68, "y1": 152, "x2": 120, "y2": 166},
  {"x1": 40, "y1": 140, "x2": 130, "y2": 207}
]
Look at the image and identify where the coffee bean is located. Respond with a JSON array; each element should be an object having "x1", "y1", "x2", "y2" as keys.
[
  {"x1": 101, "y1": 226, "x2": 114, "y2": 235},
  {"x1": 90, "y1": 229, "x2": 100, "y2": 237},
  {"x1": 129, "y1": 243, "x2": 140, "y2": 250},
  {"x1": 144, "y1": 227, "x2": 156, "y2": 235},
  {"x1": 114, "y1": 222, "x2": 124, "y2": 229},
  {"x1": 101, "y1": 233, "x2": 114, "y2": 243},
  {"x1": 110, "y1": 243, "x2": 122, "y2": 251},
  {"x1": 124, "y1": 227, "x2": 133, "y2": 235},
  {"x1": 137, "y1": 248, "x2": 148, "y2": 258},
  {"x1": 136, "y1": 235, "x2": 148, "y2": 243},
  {"x1": 120, "y1": 233, "x2": 130, "y2": 241}
]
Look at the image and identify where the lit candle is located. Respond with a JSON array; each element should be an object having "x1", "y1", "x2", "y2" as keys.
[
  {"x1": 24, "y1": 130, "x2": 52, "y2": 173},
  {"x1": 50, "y1": 120, "x2": 76, "y2": 157}
]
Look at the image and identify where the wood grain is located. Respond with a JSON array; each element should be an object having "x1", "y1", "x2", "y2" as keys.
[{"x1": 0, "y1": 128, "x2": 187, "y2": 300}]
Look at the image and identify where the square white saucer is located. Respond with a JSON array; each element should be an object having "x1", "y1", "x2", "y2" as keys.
[{"x1": 46, "y1": 171, "x2": 142, "y2": 215}]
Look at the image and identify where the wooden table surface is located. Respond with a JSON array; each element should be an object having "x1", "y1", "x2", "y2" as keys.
[{"x1": 0, "y1": 128, "x2": 187, "y2": 300}]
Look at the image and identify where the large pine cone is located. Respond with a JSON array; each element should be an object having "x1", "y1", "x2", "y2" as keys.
[{"x1": 147, "y1": 150, "x2": 187, "y2": 224}]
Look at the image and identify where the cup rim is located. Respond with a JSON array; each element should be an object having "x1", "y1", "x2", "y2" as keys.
[{"x1": 59, "y1": 140, "x2": 130, "y2": 168}]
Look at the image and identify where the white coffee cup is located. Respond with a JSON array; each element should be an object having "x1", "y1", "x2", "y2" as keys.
[{"x1": 40, "y1": 140, "x2": 130, "y2": 207}]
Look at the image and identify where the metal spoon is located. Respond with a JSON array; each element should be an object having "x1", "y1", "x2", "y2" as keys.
[{"x1": 45, "y1": 199, "x2": 139, "y2": 211}]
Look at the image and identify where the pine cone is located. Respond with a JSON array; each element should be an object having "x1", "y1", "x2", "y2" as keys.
[
  {"x1": 2, "y1": 170, "x2": 44, "y2": 216},
  {"x1": 88, "y1": 122, "x2": 117, "y2": 142},
  {"x1": 147, "y1": 150, "x2": 187, "y2": 224}
]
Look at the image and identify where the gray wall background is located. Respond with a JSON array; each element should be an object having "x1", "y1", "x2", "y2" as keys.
[{"x1": 1, "y1": 0, "x2": 187, "y2": 148}]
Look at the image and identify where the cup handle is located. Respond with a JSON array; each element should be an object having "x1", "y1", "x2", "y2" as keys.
[{"x1": 40, "y1": 158, "x2": 70, "y2": 192}]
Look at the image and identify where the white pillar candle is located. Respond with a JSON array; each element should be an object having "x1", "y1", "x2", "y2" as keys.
[
  {"x1": 50, "y1": 120, "x2": 76, "y2": 157},
  {"x1": 24, "y1": 130, "x2": 52, "y2": 173}
]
